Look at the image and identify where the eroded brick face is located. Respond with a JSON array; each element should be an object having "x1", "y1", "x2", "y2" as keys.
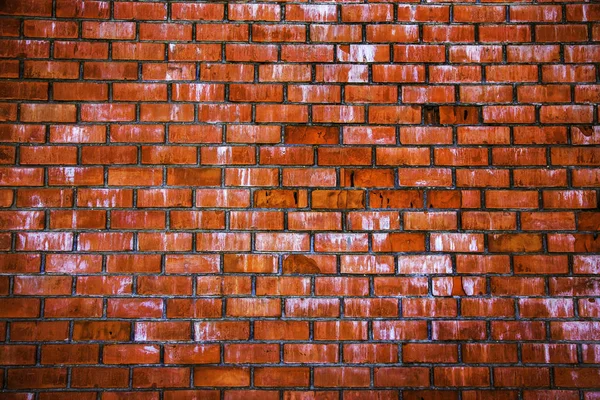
[{"x1": 0, "y1": 0, "x2": 599, "y2": 397}]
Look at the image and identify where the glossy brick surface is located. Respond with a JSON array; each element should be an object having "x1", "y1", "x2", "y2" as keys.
[{"x1": 0, "y1": 0, "x2": 600, "y2": 397}]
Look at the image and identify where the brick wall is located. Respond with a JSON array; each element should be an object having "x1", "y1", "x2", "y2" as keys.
[{"x1": 0, "y1": 0, "x2": 599, "y2": 398}]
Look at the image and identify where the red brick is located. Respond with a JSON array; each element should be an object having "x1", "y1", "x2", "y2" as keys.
[
  {"x1": 226, "y1": 168, "x2": 278, "y2": 187},
  {"x1": 172, "y1": 83, "x2": 224, "y2": 102},
  {"x1": 84, "y1": 62, "x2": 138, "y2": 80},
  {"x1": 142, "y1": 63, "x2": 195, "y2": 81},
  {"x1": 107, "y1": 168, "x2": 163, "y2": 186},
  {"x1": 169, "y1": 125, "x2": 221, "y2": 144},
  {"x1": 315, "y1": 367, "x2": 370, "y2": 388},
  {"x1": 432, "y1": 321, "x2": 487, "y2": 341},
  {"x1": 286, "y1": 5, "x2": 337, "y2": 22},
  {"x1": 255, "y1": 321, "x2": 309, "y2": 341},
  {"x1": 541, "y1": 105, "x2": 594, "y2": 124},
  {"x1": 394, "y1": 45, "x2": 445, "y2": 62},
  {"x1": 1, "y1": 40, "x2": 50, "y2": 58},
  {"x1": 55, "y1": 0, "x2": 109, "y2": 18},
  {"x1": 480, "y1": 25, "x2": 531, "y2": 43},
  {"x1": 507, "y1": 45, "x2": 560, "y2": 63},
  {"x1": 21, "y1": 104, "x2": 76, "y2": 123},
  {"x1": 285, "y1": 344, "x2": 339, "y2": 363},
  {"x1": 54, "y1": 41, "x2": 108, "y2": 59},
  {"x1": 0, "y1": 82, "x2": 48, "y2": 101},
  {"x1": 317, "y1": 64, "x2": 369, "y2": 83},
  {"x1": 103, "y1": 345, "x2": 159, "y2": 366},
  {"x1": 537, "y1": 25, "x2": 587, "y2": 42},
  {"x1": 255, "y1": 367, "x2": 309, "y2": 388},
  {"x1": 0, "y1": 3, "x2": 597, "y2": 394},
  {"x1": 141, "y1": 104, "x2": 194, "y2": 122},
  {"x1": 460, "y1": 86, "x2": 513, "y2": 104},
  {"x1": 495, "y1": 368, "x2": 550, "y2": 388},
  {"x1": 140, "y1": 23, "x2": 192, "y2": 41},
  {"x1": 374, "y1": 367, "x2": 430, "y2": 387},
  {"x1": 337, "y1": 44, "x2": 389, "y2": 63},
  {"x1": 71, "y1": 367, "x2": 129, "y2": 388},
  {"x1": 7, "y1": 368, "x2": 67, "y2": 389},
  {"x1": 81, "y1": 104, "x2": 136, "y2": 122},
  {"x1": 450, "y1": 45, "x2": 503, "y2": 63},
  {"x1": 0, "y1": 254, "x2": 41, "y2": 272},
  {"x1": 194, "y1": 367, "x2": 250, "y2": 388},
  {"x1": 82, "y1": 21, "x2": 135, "y2": 39},
  {"x1": 223, "y1": 254, "x2": 277, "y2": 273},
  {"x1": 0, "y1": 0, "x2": 52, "y2": 16},
  {"x1": 312, "y1": 25, "x2": 362, "y2": 43},
  {"x1": 462, "y1": 299, "x2": 514, "y2": 318},
  {"x1": 107, "y1": 299, "x2": 162, "y2": 319},
  {"x1": 518, "y1": 168, "x2": 569, "y2": 189},
  {"x1": 169, "y1": 43, "x2": 220, "y2": 62},
  {"x1": 0, "y1": 60, "x2": 19, "y2": 77},
  {"x1": 226, "y1": 44, "x2": 277, "y2": 62},
  {"x1": 199, "y1": 104, "x2": 251, "y2": 123},
  {"x1": 257, "y1": 104, "x2": 309, "y2": 123},
  {"x1": 196, "y1": 23, "x2": 248, "y2": 42},
  {"x1": 543, "y1": 65, "x2": 595, "y2": 83},
  {"x1": 166, "y1": 298, "x2": 219, "y2": 319},
  {"x1": 164, "y1": 344, "x2": 219, "y2": 365},
  {"x1": 514, "y1": 126, "x2": 567, "y2": 145},
  {"x1": 114, "y1": 2, "x2": 165, "y2": 20},
  {"x1": 424, "y1": 25, "x2": 475, "y2": 42},
  {"x1": 10, "y1": 321, "x2": 69, "y2": 341},
  {"x1": 200, "y1": 64, "x2": 254, "y2": 82},
  {"x1": 171, "y1": 3, "x2": 223, "y2": 20},
  {"x1": 255, "y1": 232, "x2": 309, "y2": 252},
  {"x1": 342, "y1": 5, "x2": 393, "y2": 22},
  {"x1": 253, "y1": 24, "x2": 305, "y2": 42},
  {"x1": 134, "y1": 321, "x2": 191, "y2": 341}
]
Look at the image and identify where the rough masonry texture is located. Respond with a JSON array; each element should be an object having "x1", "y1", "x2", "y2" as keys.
[{"x1": 0, "y1": 0, "x2": 599, "y2": 398}]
